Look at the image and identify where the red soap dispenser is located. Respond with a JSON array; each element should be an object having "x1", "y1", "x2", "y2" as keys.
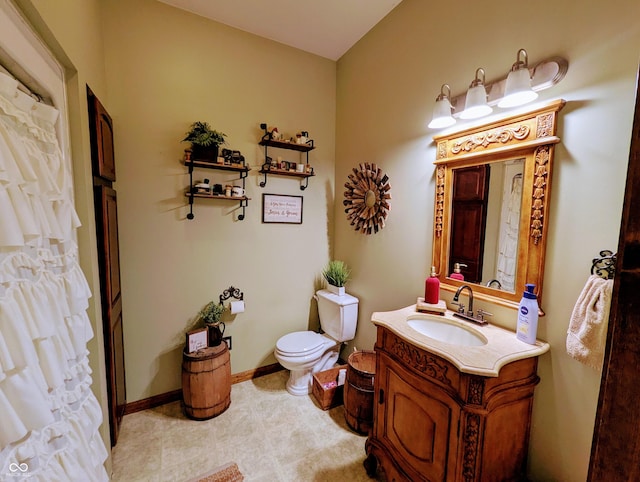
[
  {"x1": 450, "y1": 263, "x2": 466, "y2": 281},
  {"x1": 424, "y1": 266, "x2": 440, "y2": 304}
]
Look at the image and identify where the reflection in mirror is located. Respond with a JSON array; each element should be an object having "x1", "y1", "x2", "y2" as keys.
[
  {"x1": 448, "y1": 159, "x2": 524, "y2": 292},
  {"x1": 486, "y1": 159, "x2": 524, "y2": 292},
  {"x1": 432, "y1": 100, "x2": 565, "y2": 312}
]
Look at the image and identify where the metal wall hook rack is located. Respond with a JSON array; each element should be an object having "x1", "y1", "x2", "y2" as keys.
[{"x1": 591, "y1": 250, "x2": 617, "y2": 280}]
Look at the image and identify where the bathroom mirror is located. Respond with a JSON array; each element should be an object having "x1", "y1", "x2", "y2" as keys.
[{"x1": 432, "y1": 99, "x2": 565, "y2": 312}]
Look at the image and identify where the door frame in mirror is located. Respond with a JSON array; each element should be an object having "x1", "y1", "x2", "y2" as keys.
[{"x1": 432, "y1": 99, "x2": 566, "y2": 313}]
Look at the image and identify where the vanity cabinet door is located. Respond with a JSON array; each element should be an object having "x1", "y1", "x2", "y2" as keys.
[{"x1": 377, "y1": 353, "x2": 460, "y2": 481}]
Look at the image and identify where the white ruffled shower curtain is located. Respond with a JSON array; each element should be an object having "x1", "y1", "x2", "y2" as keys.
[
  {"x1": 495, "y1": 169, "x2": 523, "y2": 292},
  {"x1": 0, "y1": 70, "x2": 108, "y2": 480}
]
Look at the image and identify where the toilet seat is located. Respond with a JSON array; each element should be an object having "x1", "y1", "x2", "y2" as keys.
[{"x1": 275, "y1": 331, "x2": 326, "y2": 356}]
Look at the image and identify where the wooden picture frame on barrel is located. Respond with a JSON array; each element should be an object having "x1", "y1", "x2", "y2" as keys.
[{"x1": 186, "y1": 328, "x2": 208, "y2": 353}]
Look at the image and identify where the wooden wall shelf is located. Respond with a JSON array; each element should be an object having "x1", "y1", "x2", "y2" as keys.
[
  {"x1": 185, "y1": 159, "x2": 249, "y2": 173},
  {"x1": 183, "y1": 150, "x2": 250, "y2": 220},
  {"x1": 258, "y1": 167, "x2": 315, "y2": 179},
  {"x1": 258, "y1": 122, "x2": 316, "y2": 190},
  {"x1": 186, "y1": 192, "x2": 251, "y2": 202},
  {"x1": 258, "y1": 138, "x2": 315, "y2": 152}
]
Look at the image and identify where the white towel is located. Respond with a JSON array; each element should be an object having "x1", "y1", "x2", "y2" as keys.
[{"x1": 566, "y1": 274, "x2": 614, "y2": 370}]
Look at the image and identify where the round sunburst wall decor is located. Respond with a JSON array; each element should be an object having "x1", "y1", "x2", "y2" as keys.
[{"x1": 343, "y1": 162, "x2": 391, "y2": 235}]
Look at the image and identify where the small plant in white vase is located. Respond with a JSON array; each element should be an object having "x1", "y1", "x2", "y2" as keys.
[{"x1": 322, "y1": 260, "x2": 351, "y2": 296}]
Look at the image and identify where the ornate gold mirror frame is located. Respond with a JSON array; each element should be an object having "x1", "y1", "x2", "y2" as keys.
[{"x1": 432, "y1": 99, "x2": 565, "y2": 312}]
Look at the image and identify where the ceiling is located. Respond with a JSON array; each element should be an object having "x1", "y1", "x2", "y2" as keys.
[{"x1": 157, "y1": 0, "x2": 402, "y2": 61}]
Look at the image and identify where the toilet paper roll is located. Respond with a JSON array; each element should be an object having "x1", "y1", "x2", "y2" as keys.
[{"x1": 229, "y1": 300, "x2": 245, "y2": 314}]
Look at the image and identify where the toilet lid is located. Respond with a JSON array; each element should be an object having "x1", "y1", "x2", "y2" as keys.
[{"x1": 276, "y1": 331, "x2": 325, "y2": 354}]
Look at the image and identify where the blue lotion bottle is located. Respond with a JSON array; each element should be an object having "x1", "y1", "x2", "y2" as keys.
[{"x1": 516, "y1": 284, "x2": 539, "y2": 344}]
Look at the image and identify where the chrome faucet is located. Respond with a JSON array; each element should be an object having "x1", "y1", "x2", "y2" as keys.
[
  {"x1": 453, "y1": 284, "x2": 474, "y2": 315},
  {"x1": 452, "y1": 284, "x2": 491, "y2": 325}
]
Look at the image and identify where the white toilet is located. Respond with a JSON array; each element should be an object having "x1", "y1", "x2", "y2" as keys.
[{"x1": 274, "y1": 289, "x2": 359, "y2": 396}]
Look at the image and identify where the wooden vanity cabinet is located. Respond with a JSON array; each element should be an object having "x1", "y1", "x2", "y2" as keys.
[{"x1": 365, "y1": 326, "x2": 541, "y2": 482}]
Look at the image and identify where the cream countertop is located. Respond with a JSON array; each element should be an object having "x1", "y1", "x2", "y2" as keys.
[{"x1": 371, "y1": 304, "x2": 550, "y2": 377}]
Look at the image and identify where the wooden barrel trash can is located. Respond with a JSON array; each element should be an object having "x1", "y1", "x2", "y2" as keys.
[
  {"x1": 344, "y1": 350, "x2": 376, "y2": 434},
  {"x1": 182, "y1": 344, "x2": 231, "y2": 420}
]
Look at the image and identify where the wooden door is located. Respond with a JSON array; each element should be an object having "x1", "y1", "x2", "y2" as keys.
[
  {"x1": 87, "y1": 87, "x2": 126, "y2": 446},
  {"x1": 588, "y1": 68, "x2": 640, "y2": 480},
  {"x1": 377, "y1": 354, "x2": 460, "y2": 481},
  {"x1": 89, "y1": 88, "x2": 116, "y2": 182},
  {"x1": 449, "y1": 165, "x2": 490, "y2": 282}
]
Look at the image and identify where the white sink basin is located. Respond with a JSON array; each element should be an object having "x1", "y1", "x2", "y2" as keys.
[{"x1": 407, "y1": 315, "x2": 487, "y2": 347}]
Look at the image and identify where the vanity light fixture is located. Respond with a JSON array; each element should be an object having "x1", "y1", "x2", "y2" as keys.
[
  {"x1": 498, "y1": 49, "x2": 538, "y2": 108},
  {"x1": 460, "y1": 68, "x2": 493, "y2": 120},
  {"x1": 427, "y1": 50, "x2": 568, "y2": 129},
  {"x1": 427, "y1": 84, "x2": 456, "y2": 129}
]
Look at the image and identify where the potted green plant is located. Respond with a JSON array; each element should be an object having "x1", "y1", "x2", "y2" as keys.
[
  {"x1": 182, "y1": 121, "x2": 227, "y2": 162},
  {"x1": 199, "y1": 301, "x2": 226, "y2": 346},
  {"x1": 322, "y1": 260, "x2": 351, "y2": 296}
]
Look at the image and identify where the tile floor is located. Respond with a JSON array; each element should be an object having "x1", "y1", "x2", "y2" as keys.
[{"x1": 110, "y1": 370, "x2": 385, "y2": 481}]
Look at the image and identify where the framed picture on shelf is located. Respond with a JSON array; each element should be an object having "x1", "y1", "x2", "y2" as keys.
[
  {"x1": 262, "y1": 194, "x2": 303, "y2": 224},
  {"x1": 186, "y1": 328, "x2": 208, "y2": 353}
]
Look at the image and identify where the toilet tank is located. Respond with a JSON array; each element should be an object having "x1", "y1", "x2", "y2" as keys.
[{"x1": 316, "y1": 289, "x2": 359, "y2": 342}]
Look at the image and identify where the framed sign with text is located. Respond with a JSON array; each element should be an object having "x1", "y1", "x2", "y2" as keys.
[
  {"x1": 185, "y1": 328, "x2": 208, "y2": 353},
  {"x1": 262, "y1": 194, "x2": 303, "y2": 224}
]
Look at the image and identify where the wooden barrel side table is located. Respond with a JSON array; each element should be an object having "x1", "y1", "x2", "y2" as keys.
[{"x1": 182, "y1": 343, "x2": 231, "y2": 420}]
